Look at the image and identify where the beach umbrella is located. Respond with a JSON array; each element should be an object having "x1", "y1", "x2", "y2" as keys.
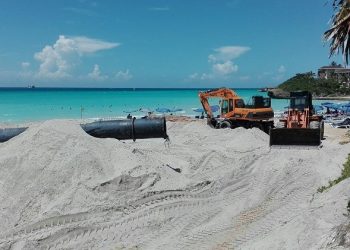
[
  {"x1": 139, "y1": 108, "x2": 153, "y2": 113},
  {"x1": 321, "y1": 103, "x2": 332, "y2": 108},
  {"x1": 340, "y1": 103, "x2": 350, "y2": 108},
  {"x1": 313, "y1": 105, "x2": 324, "y2": 112},
  {"x1": 192, "y1": 107, "x2": 204, "y2": 113},
  {"x1": 156, "y1": 107, "x2": 171, "y2": 113},
  {"x1": 321, "y1": 102, "x2": 334, "y2": 106},
  {"x1": 322, "y1": 103, "x2": 341, "y2": 109},
  {"x1": 169, "y1": 108, "x2": 184, "y2": 112},
  {"x1": 339, "y1": 104, "x2": 350, "y2": 113},
  {"x1": 123, "y1": 109, "x2": 139, "y2": 113},
  {"x1": 210, "y1": 105, "x2": 220, "y2": 112},
  {"x1": 192, "y1": 105, "x2": 219, "y2": 113}
]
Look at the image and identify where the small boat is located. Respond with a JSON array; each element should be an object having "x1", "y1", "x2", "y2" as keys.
[
  {"x1": 258, "y1": 87, "x2": 268, "y2": 92},
  {"x1": 27, "y1": 84, "x2": 36, "y2": 89}
]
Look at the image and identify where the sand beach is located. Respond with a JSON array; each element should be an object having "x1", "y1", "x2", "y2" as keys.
[{"x1": 0, "y1": 119, "x2": 349, "y2": 249}]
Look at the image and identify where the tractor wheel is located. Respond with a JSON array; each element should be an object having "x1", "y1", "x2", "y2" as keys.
[
  {"x1": 320, "y1": 121, "x2": 325, "y2": 139},
  {"x1": 219, "y1": 121, "x2": 231, "y2": 129}
]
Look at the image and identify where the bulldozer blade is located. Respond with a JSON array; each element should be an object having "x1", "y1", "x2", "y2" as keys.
[{"x1": 269, "y1": 128, "x2": 321, "y2": 146}]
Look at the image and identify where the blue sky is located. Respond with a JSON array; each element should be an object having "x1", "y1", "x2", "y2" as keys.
[{"x1": 0, "y1": 0, "x2": 342, "y2": 88}]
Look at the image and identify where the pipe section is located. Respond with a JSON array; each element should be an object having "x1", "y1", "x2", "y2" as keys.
[
  {"x1": 0, "y1": 127, "x2": 27, "y2": 142},
  {"x1": 81, "y1": 117, "x2": 168, "y2": 141}
]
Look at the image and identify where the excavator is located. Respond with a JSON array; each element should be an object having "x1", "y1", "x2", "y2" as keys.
[
  {"x1": 269, "y1": 91, "x2": 324, "y2": 146},
  {"x1": 199, "y1": 88, "x2": 274, "y2": 133}
]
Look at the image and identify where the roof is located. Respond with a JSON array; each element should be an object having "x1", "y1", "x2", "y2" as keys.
[{"x1": 319, "y1": 65, "x2": 343, "y2": 69}]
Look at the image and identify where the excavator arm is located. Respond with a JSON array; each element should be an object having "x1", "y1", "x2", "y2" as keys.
[{"x1": 199, "y1": 88, "x2": 238, "y2": 119}]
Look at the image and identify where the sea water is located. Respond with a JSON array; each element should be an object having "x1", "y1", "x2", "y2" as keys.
[{"x1": 0, "y1": 88, "x2": 324, "y2": 123}]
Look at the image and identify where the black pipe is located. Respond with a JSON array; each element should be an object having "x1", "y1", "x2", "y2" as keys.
[
  {"x1": 81, "y1": 117, "x2": 168, "y2": 141},
  {"x1": 0, "y1": 127, "x2": 28, "y2": 143}
]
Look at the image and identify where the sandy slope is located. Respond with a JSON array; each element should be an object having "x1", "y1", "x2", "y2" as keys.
[{"x1": 0, "y1": 119, "x2": 349, "y2": 249}]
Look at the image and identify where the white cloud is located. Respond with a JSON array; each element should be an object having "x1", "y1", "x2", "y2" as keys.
[
  {"x1": 239, "y1": 76, "x2": 251, "y2": 81},
  {"x1": 71, "y1": 36, "x2": 119, "y2": 54},
  {"x1": 149, "y1": 7, "x2": 170, "y2": 11},
  {"x1": 272, "y1": 75, "x2": 285, "y2": 82},
  {"x1": 200, "y1": 73, "x2": 214, "y2": 80},
  {"x1": 63, "y1": 7, "x2": 98, "y2": 16},
  {"x1": 272, "y1": 65, "x2": 287, "y2": 82},
  {"x1": 278, "y1": 65, "x2": 286, "y2": 73},
  {"x1": 20, "y1": 62, "x2": 34, "y2": 79},
  {"x1": 88, "y1": 64, "x2": 107, "y2": 81},
  {"x1": 115, "y1": 69, "x2": 133, "y2": 81},
  {"x1": 212, "y1": 61, "x2": 238, "y2": 76},
  {"x1": 34, "y1": 35, "x2": 119, "y2": 79},
  {"x1": 189, "y1": 73, "x2": 199, "y2": 80},
  {"x1": 187, "y1": 45, "x2": 249, "y2": 81},
  {"x1": 208, "y1": 46, "x2": 250, "y2": 63},
  {"x1": 187, "y1": 72, "x2": 213, "y2": 80},
  {"x1": 21, "y1": 62, "x2": 30, "y2": 69}
]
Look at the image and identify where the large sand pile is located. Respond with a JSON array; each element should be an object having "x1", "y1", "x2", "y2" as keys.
[{"x1": 0, "y1": 119, "x2": 349, "y2": 249}]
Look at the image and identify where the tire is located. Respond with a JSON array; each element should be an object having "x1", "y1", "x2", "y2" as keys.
[
  {"x1": 263, "y1": 122, "x2": 273, "y2": 134},
  {"x1": 320, "y1": 121, "x2": 325, "y2": 139},
  {"x1": 219, "y1": 120, "x2": 231, "y2": 129},
  {"x1": 275, "y1": 122, "x2": 286, "y2": 128},
  {"x1": 310, "y1": 121, "x2": 320, "y2": 129}
]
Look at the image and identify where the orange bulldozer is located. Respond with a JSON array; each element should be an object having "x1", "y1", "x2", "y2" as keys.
[{"x1": 269, "y1": 91, "x2": 324, "y2": 146}]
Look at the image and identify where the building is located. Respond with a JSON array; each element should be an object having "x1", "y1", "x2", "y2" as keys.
[{"x1": 318, "y1": 63, "x2": 350, "y2": 87}]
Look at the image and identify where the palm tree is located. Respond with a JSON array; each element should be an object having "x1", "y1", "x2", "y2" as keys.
[{"x1": 324, "y1": 0, "x2": 350, "y2": 64}]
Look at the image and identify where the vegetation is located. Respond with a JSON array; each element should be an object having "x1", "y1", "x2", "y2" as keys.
[
  {"x1": 325, "y1": 0, "x2": 350, "y2": 64},
  {"x1": 317, "y1": 153, "x2": 350, "y2": 192},
  {"x1": 325, "y1": 2, "x2": 350, "y2": 229},
  {"x1": 277, "y1": 72, "x2": 350, "y2": 96}
]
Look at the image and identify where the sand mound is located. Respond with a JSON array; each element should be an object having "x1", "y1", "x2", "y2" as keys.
[{"x1": 0, "y1": 120, "x2": 349, "y2": 249}]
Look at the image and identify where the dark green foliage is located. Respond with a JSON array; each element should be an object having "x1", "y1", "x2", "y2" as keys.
[
  {"x1": 278, "y1": 72, "x2": 350, "y2": 96},
  {"x1": 325, "y1": 0, "x2": 350, "y2": 64},
  {"x1": 317, "y1": 153, "x2": 350, "y2": 193}
]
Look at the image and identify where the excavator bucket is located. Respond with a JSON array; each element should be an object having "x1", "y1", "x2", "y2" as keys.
[{"x1": 269, "y1": 128, "x2": 321, "y2": 147}]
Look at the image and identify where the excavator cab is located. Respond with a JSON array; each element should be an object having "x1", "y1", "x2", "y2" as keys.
[
  {"x1": 220, "y1": 99, "x2": 230, "y2": 114},
  {"x1": 247, "y1": 96, "x2": 271, "y2": 109},
  {"x1": 220, "y1": 98, "x2": 245, "y2": 115}
]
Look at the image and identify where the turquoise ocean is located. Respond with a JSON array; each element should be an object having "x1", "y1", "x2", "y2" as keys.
[{"x1": 0, "y1": 88, "x2": 328, "y2": 123}]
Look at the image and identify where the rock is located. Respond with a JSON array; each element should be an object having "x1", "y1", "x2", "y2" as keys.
[{"x1": 267, "y1": 88, "x2": 290, "y2": 99}]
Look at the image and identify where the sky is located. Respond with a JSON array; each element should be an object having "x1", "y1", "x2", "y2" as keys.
[{"x1": 0, "y1": 0, "x2": 343, "y2": 88}]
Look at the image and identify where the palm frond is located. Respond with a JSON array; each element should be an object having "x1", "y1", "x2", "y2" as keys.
[{"x1": 324, "y1": 0, "x2": 350, "y2": 64}]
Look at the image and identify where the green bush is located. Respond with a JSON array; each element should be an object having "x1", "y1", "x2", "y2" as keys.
[
  {"x1": 317, "y1": 153, "x2": 350, "y2": 193},
  {"x1": 278, "y1": 72, "x2": 350, "y2": 96}
]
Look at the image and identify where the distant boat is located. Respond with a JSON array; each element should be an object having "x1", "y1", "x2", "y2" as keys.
[
  {"x1": 258, "y1": 87, "x2": 268, "y2": 92},
  {"x1": 27, "y1": 84, "x2": 36, "y2": 89}
]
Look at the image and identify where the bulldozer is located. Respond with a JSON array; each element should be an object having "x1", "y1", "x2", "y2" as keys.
[
  {"x1": 199, "y1": 88, "x2": 274, "y2": 133},
  {"x1": 269, "y1": 91, "x2": 324, "y2": 146}
]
